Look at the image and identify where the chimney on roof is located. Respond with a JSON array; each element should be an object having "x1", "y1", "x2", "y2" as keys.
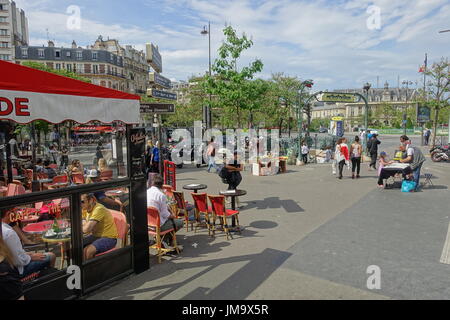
[{"x1": 48, "y1": 40, "x2": 54, "y2": 47}]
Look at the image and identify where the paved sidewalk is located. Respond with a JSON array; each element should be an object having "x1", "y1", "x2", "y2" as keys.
[{"x1": 88, "y1": 145, "x2": 450, "y2": 300}]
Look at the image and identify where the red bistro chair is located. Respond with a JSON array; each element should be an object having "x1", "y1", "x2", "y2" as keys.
[
  {"x1": 95, "y1": 210, "x2": 129, "y2": 257},
  {"x1": 162, "y1": 185, "x2": 174, "y2": 198},
  {"x1": 207, "y1": 195, "x2": 240, "y2": 240},
  {"x1": 172, "y1": 191, "x2": 196, "y2": 232},
  {"x1": 99, "y1": 170, "x2": 113, "y2": 181},
  {"x1": 71, "y1": 173, "x2": 85, "y2": 184},
  {"x1": 191, "y1": 193, "x2": 212, "y2": 235},
  {"x1": 147, "y1": 206, "x2": 180, "y2": 263}
]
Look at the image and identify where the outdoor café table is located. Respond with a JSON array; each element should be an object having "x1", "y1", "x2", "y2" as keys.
[
  {"x1": 378, "y1": 163, "x2": 412, "y2": 187},
  {"x1": 183, "y1": 183, "x2": 207, "y2": 193},
  {"x1": 42, "y1": 231, "x2": 71, "y2": 269},
  {"x1": 219, "y1": 189, "x2": 247, "y2": 228},
  {"x1": 37, "y1": 178, "x2": 53, "y2": 190},
  {"x1": 48, "y1": 182, "x2": 69, "y2": 189},
  {"x1": 105, "y1": 189, "x2": 129, "y2": 198}
]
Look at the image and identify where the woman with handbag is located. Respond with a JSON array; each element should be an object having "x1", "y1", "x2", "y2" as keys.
[
  {"x1": 349, "y1": 136, "x2": 362, "y2": 179},
  {"x1": 335, "y1": 137, "x2": 350, "y2": 180}
]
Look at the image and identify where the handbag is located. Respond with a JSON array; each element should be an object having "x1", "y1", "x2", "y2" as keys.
[{"x1": 401, "y1": 180, "x2": 416, "y2": 192}]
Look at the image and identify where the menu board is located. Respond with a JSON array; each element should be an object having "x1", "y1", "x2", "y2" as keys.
[{"x1": 130, "y1": 128, "x2": 146, "y2": 181}]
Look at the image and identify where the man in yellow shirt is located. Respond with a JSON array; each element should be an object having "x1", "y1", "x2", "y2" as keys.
[{"x1": 81, "y1": 193, "x2": 119, "y2": 260}]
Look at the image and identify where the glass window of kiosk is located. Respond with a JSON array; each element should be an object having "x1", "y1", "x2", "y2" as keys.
[
  {"x1": 80, "y1": 186, "x2": 131, "y2": 263},
  {"x1": 0, "y1": 120, "x2": 129, "y2": 198},
  {"x1": 0, "y1": 196, "x2": 72, "y2": 280}
]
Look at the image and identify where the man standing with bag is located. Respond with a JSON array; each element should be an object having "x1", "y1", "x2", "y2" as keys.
[{"x1": 206, "y1": 137, "x2": 218, "y2": 173}]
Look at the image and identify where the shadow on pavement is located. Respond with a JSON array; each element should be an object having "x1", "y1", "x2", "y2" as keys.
[{"x1": 242, "y1": 197, "x2": 304, "y2": 213}]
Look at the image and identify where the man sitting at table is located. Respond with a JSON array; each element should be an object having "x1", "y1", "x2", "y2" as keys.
[
  {"x1": 42, "y1": 160, "x2": 57, "y2": 179},
  {"x1": 1, "y1": 209, "x2": 56, "y2": 278},
  {"x1": 147, "y1": 174, "x2": 184, "y2": 248},
  {"x1": 81, "y1": 193, "x2": 119, "y2": 260},
  {"x1": 398, "y1": 135, "x2": 426, "y2": 191}
]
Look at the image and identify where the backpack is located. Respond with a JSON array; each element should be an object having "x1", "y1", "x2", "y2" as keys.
[{"x1": 218, "y1": 166, "x2": 229, "y2": 179}]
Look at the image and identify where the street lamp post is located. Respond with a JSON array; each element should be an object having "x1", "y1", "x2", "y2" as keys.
[
  {"x1": 297, "y1": 80, "x2": 313, "y2": 162},
  {"x1": 402, "y1": 80, "x2": 413, "y2": 136},
  {"x1": 363, "y1": 82, "x2": 371, "y2": 154},
  {"x1": 201, "y1": 22, "x2": 212, "y2": 129}
]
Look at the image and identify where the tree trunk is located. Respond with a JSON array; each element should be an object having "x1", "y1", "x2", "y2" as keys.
[{"x1": 431, "y1": 106, "x2": 439, "y2": 148}]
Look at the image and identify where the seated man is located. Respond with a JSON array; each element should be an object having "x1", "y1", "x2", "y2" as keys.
[
  {"x1": 85, "y1": 169, "x2": 122, "y2": 211},
  {"x1": 147, "y1": 174, "x2": 184, "y2": 247},
  {"x1": 81, "y1": 193, "x2": 119, "y2": 260},
  {"x1": 399, "y1": 135, "x2": 426, "y2": 191},
  {"x1": 1, "y1": 209, "x2": 56, "y2": 278},
  {"x1": 42, "y1": 160, "x2": 57, "y2": 179}
]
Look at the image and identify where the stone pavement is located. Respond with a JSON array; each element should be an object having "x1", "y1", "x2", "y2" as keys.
[{"x1": 88, "y1": 138, "x2": 450, "y2": 300}]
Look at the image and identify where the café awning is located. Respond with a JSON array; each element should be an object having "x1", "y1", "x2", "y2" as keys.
[{"x1": 0, "y1": 60, "x2": 140, "y2": 124}]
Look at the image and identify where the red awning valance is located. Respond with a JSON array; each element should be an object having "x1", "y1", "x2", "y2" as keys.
[{"x1": 0, "y1": 60, "x2": 141, "y2": 124}]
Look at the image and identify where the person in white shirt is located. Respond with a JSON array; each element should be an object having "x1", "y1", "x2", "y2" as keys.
[
  {"x1": 1, "y1": 210, "x2": 56, "y2": 277},
  {"x1": 147, "y1": 175, "x2": 184, "y2": 245},
  {"x1": 301, "y1": 142, "x2": 309, "y2": 164},
  {"x1": 206, "y1": 137, "x2": 218, "y2": 173}
]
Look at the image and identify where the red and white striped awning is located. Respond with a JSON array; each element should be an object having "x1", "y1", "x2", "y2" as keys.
[{"x1": 0, "y1": 60, "x2": 140, "y2": 124}]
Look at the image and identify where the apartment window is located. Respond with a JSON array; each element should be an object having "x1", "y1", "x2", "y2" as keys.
[
  {"x1": 0, "y1": 29, "x2": 7, "y2": 36},
  {"x1": 0, "y1": 4, "x2": 7, "y2": 11},
  {"x1": 0, "y1": 17, "x2": 7, "y2": 23},
  {"x1": 76, "y1": 63, "x2": 83, "y2": 73},
  {"x1": 93, "y1": 65, "x2": 98, "y2": 74},
  {"x1": 38, "y1": 49, "x2": 44, "y2": 58},
  {"x1": 92, "y1": 52, "x2": 98, "y2": 60},
  {"x1": 55, "y1": 50, "x2": 61, "y2": 58},
  {"x1": 0, "y1": 42, "x2": 8, "y2": 48},
  {"x1": 0, "y1": 54, "x2": 10, "y2": 60},
  {"x1": 66, "y1": 64, "x2": 72, "y2": 72},
  {"x1": 76, "y1": 51, "x2": 82, "y2": 60},
  {"x1": 55, "y1": 63, "x2": 61, "y2": 70},
  {"x1": 66, "y1": 51, "x2": 71, "y2": 58},
  {"x1": 21, "y1": 48, "x2": 27, "y2": 56},
  {"x1": 110, "y1": 54, "x2": 114, "y2": 62}
]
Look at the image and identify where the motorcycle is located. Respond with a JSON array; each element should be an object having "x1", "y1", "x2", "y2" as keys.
[{"x1": 430, "y1": 145, "x2": 450, "y2": 162}]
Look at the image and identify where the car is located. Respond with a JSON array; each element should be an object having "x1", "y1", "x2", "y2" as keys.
[{"x1": 319, "y1": 127, "x2": 328, "y2": 133}]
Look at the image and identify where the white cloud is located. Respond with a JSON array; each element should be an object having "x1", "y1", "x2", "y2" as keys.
[{"x1": 17, "y1": 0, "x2": 450, "y2": 91}]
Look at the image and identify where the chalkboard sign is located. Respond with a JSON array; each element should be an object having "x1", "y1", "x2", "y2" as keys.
[{"x1": 130, "y1": 128, "x2": 146, "y2": 181}]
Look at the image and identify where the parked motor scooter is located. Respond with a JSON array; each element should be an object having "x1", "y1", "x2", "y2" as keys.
[{"x1": 430, "y1": 145, "x2": 450, "y2": 162}]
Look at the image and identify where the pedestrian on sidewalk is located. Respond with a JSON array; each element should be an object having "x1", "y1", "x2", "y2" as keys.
[
  {"x1": 367, "y1": 134, "x2": 380, "y2": 170},
  {"x1": 335, "y1": 137, "x2": 350, "y2": 179},
  {"x1": 59, "y1": 145, "x2": 69, "y2": 170},
  {"x1": 399, "y1": 135, "x2": 426, "y2": 191},
  {"x1": 206, "y1": 137, "x2": 218, "y2": 173},
  {"x1": 301, "y1": 142, "x2": 309, "y2": 165},
  {"x1": 350, "y1": 136, "x2": 362, "y2": 179},
  {"x1": 424, "y1": 128, "x2": 431, "y2": 146}
]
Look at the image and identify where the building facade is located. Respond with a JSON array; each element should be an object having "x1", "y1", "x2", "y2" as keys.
[
  {"x1": 92, "y1": 36, "x2": 149, "y2": 94},
  {"x1": 312, "y1": 81, "x2": 419, "y2": 129},
  {"x1": 0, "y1": 0, "x2": 28, "y2": 61},
  {"x1": 15, "y1": 40, "x2": 127, "y2": 91}
]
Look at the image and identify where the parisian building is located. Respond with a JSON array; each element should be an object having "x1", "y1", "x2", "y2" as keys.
[
  {"x1": 92, "y1": 35, "x2": 150, "y2": 94},
  {"x1": 311, "y1": 81, "x2": 419, "y2": 129},
  {"x1": 15, "y1": 40, "x2": 127, "y2": 91},
  {"x1": 0, "y1": 0, "x2": 28, "y2": 61}
]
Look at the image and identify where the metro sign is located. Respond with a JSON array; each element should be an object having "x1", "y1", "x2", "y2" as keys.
[{"x1": 0, "y1": 97, "x2": 30, "y2": 116}]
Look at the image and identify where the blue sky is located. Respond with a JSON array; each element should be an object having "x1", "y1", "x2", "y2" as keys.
[{"x1": 14, "y1": 0, "x2": 450, "y2": 91}]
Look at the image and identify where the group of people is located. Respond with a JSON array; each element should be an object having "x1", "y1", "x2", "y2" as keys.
[
  {"x1": 1, "y1": 188, "x2": 122, "y2": 300},
  {"x1": 332, "y1": 134, "x2": 425, "y2": 192}
]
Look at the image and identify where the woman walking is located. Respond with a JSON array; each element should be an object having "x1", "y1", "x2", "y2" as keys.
[
  {"x1": 335, "y1": 137, "x2": 349, "y2": 179},
  {"x1": 350, "y1": 136, "x2": 362, "y2": 179}
]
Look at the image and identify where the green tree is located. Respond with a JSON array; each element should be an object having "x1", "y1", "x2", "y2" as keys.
[
  {"x1": 423, "y1": 57, "x2": 450, "y2": 147},
  {"x1": 203, "y1": 26, "x2": 264, "y2": 128}
]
